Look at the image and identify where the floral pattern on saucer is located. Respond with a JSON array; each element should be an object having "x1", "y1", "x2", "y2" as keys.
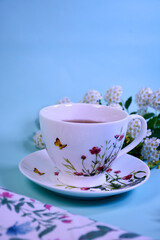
[
  {"x1": 55, "y1": 168, "x2": 147, "y2": 192},
  {"x1": 19, "y1": 149, "x2": 150, "y2": 198}
]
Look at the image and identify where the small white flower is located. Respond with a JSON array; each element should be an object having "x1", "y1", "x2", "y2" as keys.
[
  {"x1": 141, "y1": 137, "x2": 160, "y2": 162},
  {"x1": 82, "y1": 90, "x2": 102, "y2": 104},
  {"x1": 104, "y1": 85, "x2": 122, "y2": 104},
  {"x1": 149, "y1": 88, "x2": 160, "y2": 111},
  {"x1": 108, "y1": 103, "x2": 123, "y2": 110},
  {"x1": 33, "y1": 130, "x2": 45, "y2": 149},
  {"x1": 127, "y1": 119, "x2": 141, "y2": 138},
  {"x1": 146, "y1": 129, "x2": 152, "y2": 137},
  {"x1": 135, "y1": 87, "x2": 153, "y2": 108},
  {"x1": 57, "y1": 97, "x2": 71, "y2": 104}
]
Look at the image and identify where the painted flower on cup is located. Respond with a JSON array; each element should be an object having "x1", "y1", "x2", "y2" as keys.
[
  {"x1": 114, "y1": 134, "x2": 124, "y2": 141},
  {"x1": 61, "y1": 129, "x2": 124, "y2": 177},
  {"x1": 106, "y1": 168, "x2": 112, "y2": 172},
  {"x1": 96, "y1": 166, "x2": 105, "y2": 172},
  {"x1": 74, "y1": 172, "x2": 84, "y2": 176},
  {"x1": 89, "y1": 147, "x2": 101, "y2": 154}
]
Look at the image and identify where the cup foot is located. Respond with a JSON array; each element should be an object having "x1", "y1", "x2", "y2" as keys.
[{"x1": 58, "y1": 172, "x2": 106, "y2": 188}]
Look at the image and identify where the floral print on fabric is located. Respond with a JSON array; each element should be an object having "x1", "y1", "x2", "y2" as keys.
[{"x1": 0, "y1": 187, "x2": 152, "y2": 240}]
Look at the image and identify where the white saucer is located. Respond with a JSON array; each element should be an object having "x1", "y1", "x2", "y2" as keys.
[{"x1": 19, "y1": 149, "x2": 150, "y2": 199}]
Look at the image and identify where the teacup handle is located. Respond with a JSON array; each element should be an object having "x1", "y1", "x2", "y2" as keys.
[{"x1": 118, "y1": 114, "x2": 147, "y2": 158}]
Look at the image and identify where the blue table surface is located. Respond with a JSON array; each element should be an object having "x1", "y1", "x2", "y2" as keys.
[{"x1": 0, "y1": 139, "x2": 159, "y2": 240}]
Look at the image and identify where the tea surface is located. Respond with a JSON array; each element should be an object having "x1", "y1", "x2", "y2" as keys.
[{"x1": 63, "y1": 119, "x2": 105, "y2": 123}]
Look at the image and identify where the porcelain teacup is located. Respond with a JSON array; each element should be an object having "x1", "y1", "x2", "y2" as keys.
[{"x1": 40, "y1": 103, "x2": 147, "y2": 187}]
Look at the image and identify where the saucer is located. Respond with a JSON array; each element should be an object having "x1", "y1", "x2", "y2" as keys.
[{"x1": 19, "y1": 149, "x2": 150, "y2": 199}]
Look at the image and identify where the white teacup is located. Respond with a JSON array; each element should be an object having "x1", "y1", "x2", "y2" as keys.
[{"x1": 40, "y1": 103, "x2": 147, "y2": 187}]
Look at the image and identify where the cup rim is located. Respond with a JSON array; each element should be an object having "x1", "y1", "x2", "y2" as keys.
[{"x1": 40, "y1": 103, "x2": 128, "y2": 125}]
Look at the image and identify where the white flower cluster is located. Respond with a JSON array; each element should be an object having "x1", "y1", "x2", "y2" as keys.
[
  {"x1": 127, "y1": 119, "x2": 141, "y2": 138},
  {"x1": 150, "y1": 89, "x2": 160, "y2": 111},
  {"x1": 104, "y1": 85, "x2": 122, "y2": 104},
  {"x1": 135, "y1": 87, "x2": 153, "y2": 108},
  {"x1": 104, "y1": 85, "x2": 123, "y2": 110},
  {"x1": 141, "y1": 137, "x2": 160, "y2": 162},
  {"x1": 108, "y1": 102, "x2": 123, "y2": 110},
  {"x1": 57, "y1": 97, "x2": 71, "y2": 104},
  {"x1": 135, "y1": 88, "x2": 160, "y2": 113},
  {"x1": 81, "y1": 86, "x2": 123, "y2": 109},
  {"x1": 82, "y1": 90, "x2": 102, "y2": 104},
  {"x1": 33, "y1": 130, "x2": 45, "y2": 149},
  {"x1": 127, "y1": 119, "x2": 152, "y2": 139}
]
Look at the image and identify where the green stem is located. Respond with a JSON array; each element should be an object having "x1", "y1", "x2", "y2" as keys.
[{"x1": 82, "y1": 159, "x2": 89, "y2": 175}]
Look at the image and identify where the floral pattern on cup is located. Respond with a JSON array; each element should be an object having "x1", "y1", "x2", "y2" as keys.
[{"x1": 61, "y1": 131, "x2": 125, "y2": 177}]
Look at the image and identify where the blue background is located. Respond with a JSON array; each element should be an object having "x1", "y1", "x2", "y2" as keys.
[
  {"x1": 1, "y1": 0, "x2": 160, "y2": 141},
  {"x1": 0, "y1": 1, "x2": 160, "y2": 239}
]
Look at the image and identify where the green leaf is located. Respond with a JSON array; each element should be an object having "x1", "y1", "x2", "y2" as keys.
[
  {"x1": 111, "y1": 183, "x2": 122, "y2": 189},
  {"x1": 119, "y1": 232, "x2": 140, "y2": 238},
  {"x1": 36, "y1": 225, "x2": 41, "y2": 231},
  {"x1": 38, "y1": 225, "x2": 56, "y2": 238},
  {"x1": 147, "y1": 116, "x2": 157, "y2": 130},
  {"x1": 63, "y1": 164, "x2": 75, "y2": 170},
  {"x1": 98, "y1": 99, "x2": 102, "y2": 105},
  {"x1": 151, "y1": 128, "x2": 160, "y2": 138},
  {"x1": 143, "y1": 113, "x2": 155, "y2": 119},
  {"x1": 7, "y1": 203, "x2": 12, "y2": 210},
  {"x1": 79, "y1": 225, "x2": 113, "y2": 240},
  {"x1": 157, "y1": 145, "x2": 160, "y2": 151},
  {"x1": 155, "y1": 119, "x2": 160, "y2": 128},
  {"x1": 130, "y1": 111, "x2": 137, "y2": 115},
  {"x1": 125, "y1": 97, "x2": 132, "y2": 110},
  {"x1": 14, "y1": 202, "x2": 24, "y2": 213},
  {"x1": 33, "y1": 209, "x2": 45, "y2": 217},
  {"x1": 43, "y1": 212, "x2": 55, "y2": 216},
  {"x1": 27, "y1": 202, "x2": 34, "y2": 208},
  {"x1": 64, "y1": 158, "x2": 72, "y2": 164},
  {"x1": 19, "y1": 198, "x2": 25, "y2": 201},
  {"x1": 119, "y1": 102, "x2": 123, "y2": 107},
  {"x1": 63, "y1": 158, "x2": 76, "y2": 171}
]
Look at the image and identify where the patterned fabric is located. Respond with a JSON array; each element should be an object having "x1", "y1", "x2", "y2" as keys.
[{"x1": 0, "y1": 187, "x2": 152, "y2": 240}]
